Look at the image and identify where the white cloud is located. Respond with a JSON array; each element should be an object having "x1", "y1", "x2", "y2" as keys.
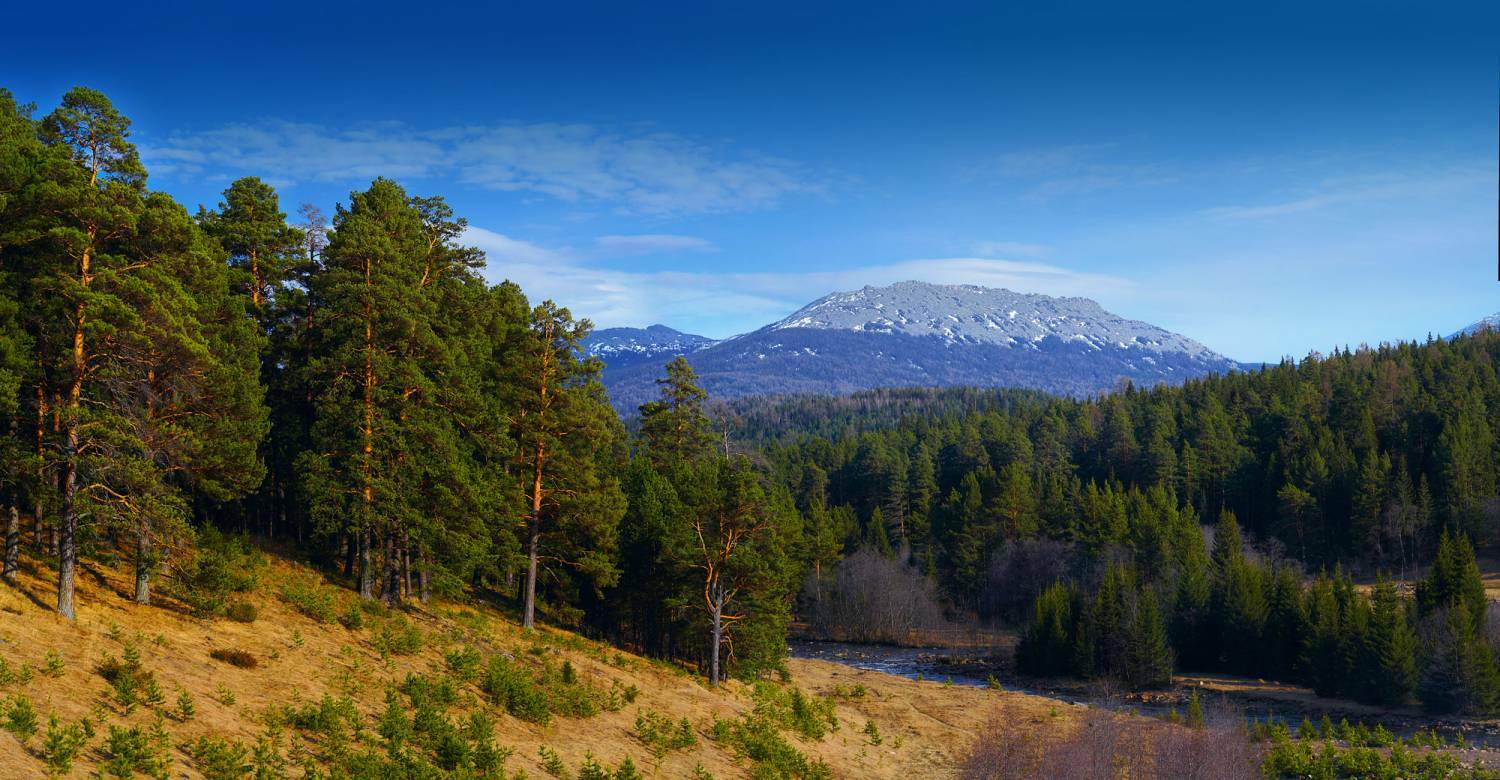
[
  {"x1": 970, "y1": 240, "x2": 1051, "y2": 257},
  {"x1": 143, "y1": 120, "x2": 819, "y2": 215},
  {"x1": 594, "y1": 234, "x2": 717, "y2": 254},
  {"x1": 464, "y1": 227, "x2": 1131, "y2": 336},
  {"x1": 1201, "y1": 165, "x2": 1493, "y2": 221}
]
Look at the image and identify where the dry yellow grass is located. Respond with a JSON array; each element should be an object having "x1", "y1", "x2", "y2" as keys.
[{"x1": 0, "y1": 553, "x2": 1076, "y2": 778}]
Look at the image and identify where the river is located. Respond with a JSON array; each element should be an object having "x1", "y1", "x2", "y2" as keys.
[{"x1": 789, "y1": 638, "x2": 1500, "y2": 748}]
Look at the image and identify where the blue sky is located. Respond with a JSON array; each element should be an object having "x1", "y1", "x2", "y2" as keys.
[{"x1": 5, "y1": 0, "x2": 1495, "y2": 362}]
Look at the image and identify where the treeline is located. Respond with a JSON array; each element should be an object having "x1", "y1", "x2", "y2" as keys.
[
  {"x1": 746, "y1": 332, "x2": 1498, "y2": 606},
  {"x1": 0, "y1": 87, "x2": 800, "y2": 684},
  {"x1": 1019, "y1": 511, "x2": 1500, "y2": 713}
]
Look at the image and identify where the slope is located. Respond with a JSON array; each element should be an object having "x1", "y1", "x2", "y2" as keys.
[{"x1": 0, "y1": 548, "x2": 1068, "y2": 779}]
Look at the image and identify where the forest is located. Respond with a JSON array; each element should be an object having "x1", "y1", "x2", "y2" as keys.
[{"x1": 3, "y1": 86, "x2": 1499, "y2": 715}]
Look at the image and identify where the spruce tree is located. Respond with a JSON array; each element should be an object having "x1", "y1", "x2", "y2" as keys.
[
  {"x1": 1017, "y1": 582, "x2": 1074, "y2": 676},
  {"x1": 1362, "y1": 578, "x2": 1417, "y2": 706},
  {"x1": 1126, "y1": 588, "x2": 1173, "y2": 689}
]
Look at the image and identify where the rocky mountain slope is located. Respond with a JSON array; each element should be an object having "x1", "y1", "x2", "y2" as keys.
[
  {"x1": 600, "y1": 281, "x2": 1243, "y2": 410},
  {"x1": 1453, "y1": 313, "x2": 1500, "y2": 338},
  {"x1": 582, "y1": 324, "x2": 717, "y2": 371}
]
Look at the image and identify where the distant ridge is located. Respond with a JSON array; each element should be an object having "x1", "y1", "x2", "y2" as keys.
[
  {"x1": 582, "y1": 324, "x2": 717, "y2": 372},
  {"x1": 595, "y1": 281, "x2": 1243, "y2": 410}
]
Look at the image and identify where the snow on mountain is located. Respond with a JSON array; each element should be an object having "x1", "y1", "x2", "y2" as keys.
[
  {"x1": 583, "y1": 325, "x2": 716, "y2": 367},
  {"x1": 1453, "y1": 313, "x2": 1500, "y2": 338},
  {"x1": 770, "y1": 281, "x2": 1220, "y2": 358},
  {"x1": 598, "y1": 281, "x2": 1243, "y2": 410}
]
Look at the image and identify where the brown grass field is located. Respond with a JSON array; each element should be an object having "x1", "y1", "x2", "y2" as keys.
[{"x1": 0, "y1": 553, "x2": 1081, "y2": 778}]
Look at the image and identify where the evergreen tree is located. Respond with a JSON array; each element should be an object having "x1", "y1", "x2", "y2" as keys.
[
  {"x1": 1017, "y1": 582, "x2": 1074, "y2": 677},
  {"x1": 637, "y1": 356, "x2": 714, "y2": 467},
  {"x1": 199, "y1": 177, "x2": 302, "y2": 314},
  {"x1": 30, "y1": 88, "x2": 147, "y2": 618},
  {"x1": 506, "y1": 300, "x2": 623, "y2": 627},
  {"x1": 1126, "y1": 588, "x2": 1173, "y2": 688},
  {"x1": 1362, "y1": 578, "x2": 1417, "y2": 706}
]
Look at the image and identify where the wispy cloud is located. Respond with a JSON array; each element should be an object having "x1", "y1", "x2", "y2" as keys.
[
  {"x1": 1201, "y1": 165, "x2": 1493, "y2": 220},
  {"x1": 972, "y1": 143, "x2": 1175, "y2": 199},
  {"x1": 466, "y1": 227, "x2": 1131, "y2": 336},
  {"x1": 970, "y1": 240, "x2": 1051, "y2": 257},
  {"x1": 594, "y1": 234, "x2": 718, "y2": 254},
  {"x1": 143, "y1": 120, "x2": 821, "y2": 215}
]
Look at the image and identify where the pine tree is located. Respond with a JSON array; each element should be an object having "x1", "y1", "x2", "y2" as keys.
[
  {"x1": 199, "y1": 177, "x2": 302, "y2": 314},
  {"x1": 678, "y1": 456, "x2": 797, "y2": 685},
  {"x1": 506, "y1": 300, "x2": 623, "y2": 627},
  {"x1": 637, "y1": 356, "x2": 714, "y2": 467},
  {"x1": 29, "y1": 88, "x2": 146, "y2": 618}
]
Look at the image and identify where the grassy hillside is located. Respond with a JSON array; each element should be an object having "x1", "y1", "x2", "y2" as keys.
[{"x1": 0, "y1": 548, "x2": 1065, "y2": 778}]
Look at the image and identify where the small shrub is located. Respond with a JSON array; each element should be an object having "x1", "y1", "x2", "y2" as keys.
[
  {"x1": 175, "y1": 527, "x2": 263, "y2": 616},
  {"x1": 863, "y1": 719, "x2": 883, "y2": 746},
  {"x1": 215, "y1": 684, "x2": 237, "y2": 706},
  {"x1": 749, "y1": 682, "x2": 837, "y2": 740},
  {"x1": 252, "y1": 727, "x2": 288, "y2": 778},
  {"x1": 710, "y1": 714, "x2": 833, "y2": 780},
  {"x1": 481, "y1": 656, "x2": 551, "y2": 725},
  {"x1": 278, "y1": 576, "x2": 337, "y2": 623},
  {"x1": 540, "y1": 745, "x2": 568, "y2": 777},
  {"x1": 226, "y1": 601, "x2": 258, "y2": 623},
  {"x1": 41, "y1": 714, "x2": 89, "y2": 776},
  {"x1": 190, "y1": 735, "x2": 252, "y2": 780},
  {"x1": 611, "y1": 756, "x2": 644, "y2": 780},
  {"x1": 98, "y1": 647, "x2": 156, "y2": 714},
  {"x1": 210, "y1": 648, "x2": 259, "y2": 669},
  {"x1": 635, "y1": 709, "x2": 696, "y2": 755},
  {"x1": 174, "y1": 689, "x2": 197, "y2": 721},
  {"x1": 373, "y1": 616, "x2": 423, "y2": 656},
  {"x1": 103, "y1": 723, "x2": 170, "y2": 779},
  {"x1": 0, "y1": 658, "x2": 12, "y2": 685},
  {"x1": 445, "y1": 645, "x2": 482, "y2": 682},
  {"x1": 290, "y1": 629, "x2": 305, "y2": 649},
  {"x1": 43, "y1": 649, "x2": 65, "y2": 678},
  {"x1": 142, "y1": 675, "x2": 167, "y2": 709},
  {"x1": 337, "y1": 601, "x2": 365, "y2": 630},
  {"x1": 4, "y1": 693, "x2": 39, "y2": 742}
]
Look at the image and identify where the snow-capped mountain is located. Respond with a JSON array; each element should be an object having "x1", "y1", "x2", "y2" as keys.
[
  {"x1": 1452, "y1": 313, "x2": 1500, "y2": 338},
  {"x1": 769, "y1": 281, "x2": 1222, "y2": 359},
  {"x1": 582, "y1": 325, "x2": 716, "y2": 371},
  {"x1": 598, "y1": 281, "x2": 1244, "y2": 410}
]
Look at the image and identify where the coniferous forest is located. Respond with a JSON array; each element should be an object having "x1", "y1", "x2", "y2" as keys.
[{"x1": 3, "y1": 85, "x2": 1500, "y2": 722}]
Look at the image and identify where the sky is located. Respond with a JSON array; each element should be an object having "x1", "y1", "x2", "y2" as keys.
[{"x1": 5, "y1": 0, "x2": 1496, "y2": 363}]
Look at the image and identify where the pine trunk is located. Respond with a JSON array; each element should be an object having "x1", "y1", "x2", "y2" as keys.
[
  {"x1": 57, "y1": 457, "x2": 78, "y2": 620},
  {"x1": 709, "y1": 580, "x2": 724, "y2": 686},
  {"x1": 418, "y1": 552, "x2": 431, "y2": 604},
  {"x1": 133, "y1": 519, "x2": 151, "y2": 604},
  {"x1": 523, "y1": 519, "x2": 540, "y2": 629},
  {"x1": 3, "y1": 501, "x2": 18, "y2": 583},
  {"x1": 358, "y1": 529, "x2": 374, "y2": 599},
  {"x1": 59, "y1": 242, "x2": 89, "y2": 621},
  {"x1": 381, "y1": 535, "x2": 400, "y2": 606},
  {"x1": 523, "y1": 437, "x2": 545, "y2": 630}
]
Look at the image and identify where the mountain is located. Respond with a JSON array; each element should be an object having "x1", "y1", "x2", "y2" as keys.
[
  {"x1": 582, "y1": 324, "x2": 716, "y2": 371},
  {"x1": 1453, "y1": 313, "x2": 1500, "y2": 338},
  {"x1": 599, "y1": 281, "x2": 1243, "y2": 410}
]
